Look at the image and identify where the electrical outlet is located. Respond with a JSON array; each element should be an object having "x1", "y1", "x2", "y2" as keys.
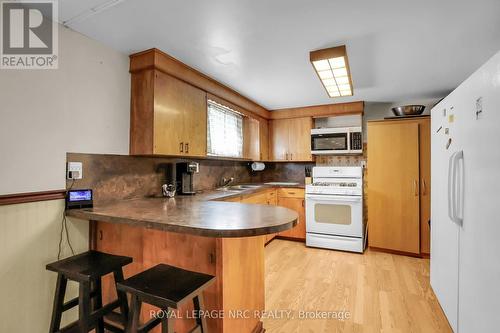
[{"x1": 67, "y1": 162, "x2": 83, "y2": 180}]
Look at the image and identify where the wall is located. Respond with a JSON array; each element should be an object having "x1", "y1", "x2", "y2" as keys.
[
  {"x1": 0, "y1": 26, "x2": 130, "y2": 196},
  {"x1": 0, "y1": 25, "x2": 130, "y2": 333},
  {"x1": 363, "y1": 99, "x2": 438, "y2": 139},
  {"x1": 0, "y1": 200, "x2": 88, "y2": 332}
]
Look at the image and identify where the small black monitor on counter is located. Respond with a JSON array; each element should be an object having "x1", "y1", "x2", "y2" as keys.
[{"x1": 66, "y1": 189, "x2": 93, "y2": 209}]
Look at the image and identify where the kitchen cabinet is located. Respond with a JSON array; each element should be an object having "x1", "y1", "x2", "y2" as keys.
[
  {"x1": 277, "y1": 188, "x2": 306, "y2": 240},
  {"x1": 130, "y1": 70, "x2": 207, "y2": 157},
  {"x1": 239, "y1": 190, "x2": 277, "y2": 244},
  {"x1": 259, "y1": 119, "x2": 269, "y2": 161},
  {"x1": 243, "y1": 117, "x2": 260, "y2": 161},
  {"x1": 367, "y1": 117, "x2": 430, "y2": 255},
  {"x1": 269, "y1": 117, "x2": 313, "y2": 161}
]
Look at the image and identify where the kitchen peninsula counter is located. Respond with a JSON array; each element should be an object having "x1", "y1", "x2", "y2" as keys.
[
  {"x1": 67, "y1": 185, "x2": 299, "y2": 333},
  {"x1": 66, "y1": 188, "x2": 298, "y2": 238}
]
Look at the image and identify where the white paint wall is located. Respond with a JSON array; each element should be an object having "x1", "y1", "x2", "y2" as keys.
[
  {"x1": 0, "y1": 200, "x2": 88, "y2": 333},
  {"x1": 0, "y1": 26, "x2": 130, "y2": 195},
  {"x1": 0, "y1": 25, "x2": 130, "y2": 332},
  {"x1": 363, "y1": 99, "x2": 439, "y2": 140}
]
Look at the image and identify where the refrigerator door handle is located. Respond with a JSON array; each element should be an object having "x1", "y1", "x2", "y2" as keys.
[
  {"x1": 448, "y1": 152, "x2": 455, "y2": 222},
  {"x1": 448, "y1": 151, "x2": 464, "y2": 225},
  {"x1": 453, "y1": 151, "x2": 464, "y2": 226}
]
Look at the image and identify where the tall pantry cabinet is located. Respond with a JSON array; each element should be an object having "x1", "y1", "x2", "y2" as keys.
[{"x1": 367, "y1": 117, "x2": 430, "y2": 256}]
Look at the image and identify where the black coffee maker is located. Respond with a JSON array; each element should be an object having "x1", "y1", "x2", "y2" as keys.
[{"x1": 176, "y1": 162, "x2": 199, "y2": 195}]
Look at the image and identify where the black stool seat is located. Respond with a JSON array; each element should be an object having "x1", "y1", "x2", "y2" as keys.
[
  {"x1": 117, "y1": 264, "x2": 214, "y2": 309},
  {"x1": 117, "y1": 264, "x2": 215, "y2": 333},
  {"x1": 46, "y1": 251, "x2": 132, "y2": 333},
  {"x1": 46, "y1": 250, "x2": 133, "y2": 282}
]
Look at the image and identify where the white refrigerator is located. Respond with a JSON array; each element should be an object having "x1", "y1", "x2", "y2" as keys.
[{"x1": 431, "y1": 50, "x2": 500, "y2": 332}]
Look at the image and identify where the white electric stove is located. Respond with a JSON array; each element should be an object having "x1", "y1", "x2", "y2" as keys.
[{"x1": 305, "y1": 166, "x2": 365, "y2": 253}]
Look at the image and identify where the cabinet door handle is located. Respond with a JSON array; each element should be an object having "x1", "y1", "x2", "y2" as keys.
[
  {"x1": 414, "y1": 180, "x2": 419, "y2": 197},
  {"x1": 422, "y1": 179, "x2": 427, "y2": 196},
  {"x1": 290, "y1": 153, "x2": 293, "y2": 160},
  {"x1": 179, "y1": 142, "x2": 184, "y2": 153},
  {"x1": 302, "y1": 199, "x2": 305, "y2": 207},
  {"x1": 185, "y1": 143, "x2": 189, "y2": 154},
  {"x1": 99, "y1": 230, "x2": 103, "y2": 241}
]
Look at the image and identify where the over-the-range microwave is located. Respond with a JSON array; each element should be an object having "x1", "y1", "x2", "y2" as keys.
[{"x1": 311, "y1": 127, "x2": 363, "y2": 155}]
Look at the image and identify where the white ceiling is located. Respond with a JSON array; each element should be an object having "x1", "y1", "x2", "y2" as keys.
[{"x1": 60, "y1": 0, "x2": 500, "y2": 110}]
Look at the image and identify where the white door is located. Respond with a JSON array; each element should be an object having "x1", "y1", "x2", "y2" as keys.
[
  {"x1": 305, "y1": 194, "x2": 363, "y2": 237},
  {"x1": 430, "y1": 100, "x2": 460, "y2": 332},
  {"x1": 454, "y1": 51, "x2": 500, "y2": 333}
]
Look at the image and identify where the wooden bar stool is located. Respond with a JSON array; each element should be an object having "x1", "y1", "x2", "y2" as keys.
[
  {"x1": 46, "y1": 250, "x2": 133, "y2": 333},
  {"x1": 116, "y1": 264, "x2": 215, "y2": 333}
]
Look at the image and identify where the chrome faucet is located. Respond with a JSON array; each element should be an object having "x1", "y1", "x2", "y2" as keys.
[{"x1": 221, "y1": 177, "x2": 235, "y2": 187}]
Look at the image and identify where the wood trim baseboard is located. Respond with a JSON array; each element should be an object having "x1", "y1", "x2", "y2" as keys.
[
  {"x1": 0, "y1": 189, "x2": 66, "y2": 206},
  {"x1": 369, "y1": 246, "x2": 424, "y2": 258},
  {"x1": 275, "y1": 236, "x2": 306, "y2": 243}
]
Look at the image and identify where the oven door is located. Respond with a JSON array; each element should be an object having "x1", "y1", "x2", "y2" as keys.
[
  {"x1": 306, "y1": 194, "x2": 363, "y2": 237},
  {"x1": 311, "y1": 132, "x2": 348, "y2": 153}
]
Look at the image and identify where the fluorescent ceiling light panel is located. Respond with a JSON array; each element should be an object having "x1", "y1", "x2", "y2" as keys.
[{"x1": 310, "y1": 45, "x2": 353, "y2": 98}]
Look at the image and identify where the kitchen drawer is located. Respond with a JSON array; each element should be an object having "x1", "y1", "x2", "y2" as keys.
[
  {"x1": 277, "y1": 188, "x2": 304, "y2": 198},
  {"x1": 241, "y1": 191, "x2": 268, "y2": 204}
]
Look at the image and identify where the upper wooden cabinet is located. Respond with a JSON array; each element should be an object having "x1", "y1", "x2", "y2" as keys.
[
  {"x1": 243, "y1": 117, "x2": 260, "y2": 161},
  {"x1": 269, "y1": 117, "x2": 313, "y2": 161},
  {"x1": 130, "y1": 69, "x2": 207, "y2": 157},
  {"x1": 367, "y1": 117, "x2": 430, "y2": 255}
]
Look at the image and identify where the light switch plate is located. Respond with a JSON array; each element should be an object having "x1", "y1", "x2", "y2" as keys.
[{"x1": 67, "y1": 162, "x2": 83, "y2": 180}]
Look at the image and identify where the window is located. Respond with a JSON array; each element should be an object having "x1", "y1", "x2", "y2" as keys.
[{"x1": 207, "y1": 100, "x2": 243, "y2": 158}]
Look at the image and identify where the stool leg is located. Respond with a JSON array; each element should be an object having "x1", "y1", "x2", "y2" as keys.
[
  {"x1": 92, "y1": 278, "x2": 104, "y2": 333},
  {"x1": 78, "y1": 281, "x2": 91, "y2": 333},
  {"x1": 126, "y1": 295, "x2": 142, "y2": 333},
  {"x1": 114, "y1": 269, "x2": 129, "y2": 325},
  {"x1": 193, "y1": 294, "x2": 208, "y2": 333},
  {"x1": 49, "y1": 274, "x2": 67, "y2": 333},
  {"x1": 161, "y1": 314, "x2": 174, "y2": 333}
]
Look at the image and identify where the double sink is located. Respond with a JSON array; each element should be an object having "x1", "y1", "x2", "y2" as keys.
[{"x1": 216, "y1": 184, "x2": 263, "y2": 193}]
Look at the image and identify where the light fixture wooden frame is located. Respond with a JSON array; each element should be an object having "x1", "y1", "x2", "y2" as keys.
[{"x1": 310, "y1": 45, "x2": 354, "y2": 98}]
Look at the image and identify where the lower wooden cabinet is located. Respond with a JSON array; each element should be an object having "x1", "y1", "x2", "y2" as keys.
[
  {"x1": 277, "y1": 190, "x2": 306, "y2": 241},
  {"x1": 235, "y1": 188, "x2": 306, "y2": 243}
]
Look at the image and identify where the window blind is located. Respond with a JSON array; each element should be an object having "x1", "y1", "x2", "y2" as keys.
[{"x1": 207, "y1": 100, "x2": 243, "y2": 158}]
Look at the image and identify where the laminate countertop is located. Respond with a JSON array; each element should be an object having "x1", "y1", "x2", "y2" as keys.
[{"x1": 66, "y1": 184, "x2": 300, "y2": 238}]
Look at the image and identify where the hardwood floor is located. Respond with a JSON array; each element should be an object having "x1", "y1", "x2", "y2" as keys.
[{"x1": 264, "y1": 240, "x2": 452, "y2": 333}]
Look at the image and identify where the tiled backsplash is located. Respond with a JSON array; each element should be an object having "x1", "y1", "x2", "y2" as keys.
[
  {"x1": 66, "y1": 153, "x2": 313, "y2": 203},
  {"x1": 66, "y1": 147, "x2": 368, "y2": 204},
  {"x1": 315, "y1": 144, "x2": 367, "y2": 167}
]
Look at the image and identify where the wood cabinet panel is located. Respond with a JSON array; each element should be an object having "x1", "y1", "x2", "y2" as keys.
[
  {"x1": 277, "y1": 188, "x2": 305, "y2": 199},
  {"x1": 240, "y1": 191, "x2": 268, "y2": 205},
  {"x1": 269, "y1": 117, "x2": 312, "y2": 161},
  {"x1": 419, "y1": 119, "x2": 431, "y2": 254},
  {"x1": 259, "y1": 119, "x2": 269, "y2": 161},
  {"x1": 288, "y1": 117, "x2": 313, "y2": 161},
  {"x1": 154, "y1": 71, "x2": 207, "y2": 157},
  {"x1": 243, "y1": 117, "x2": 260, "y2": 161},
  {"x1": 277, "y1": 196, "x2": 306, "y2": 240},
  {"x1": 269, "y1": 119, "x2": 289, "y2": 161},
  {"x1": 367, "y1": 122, "x2": 421, "y2": 254},
  {"x1": 130, "y1": 70, "x2": 155, "y2": 155}
]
